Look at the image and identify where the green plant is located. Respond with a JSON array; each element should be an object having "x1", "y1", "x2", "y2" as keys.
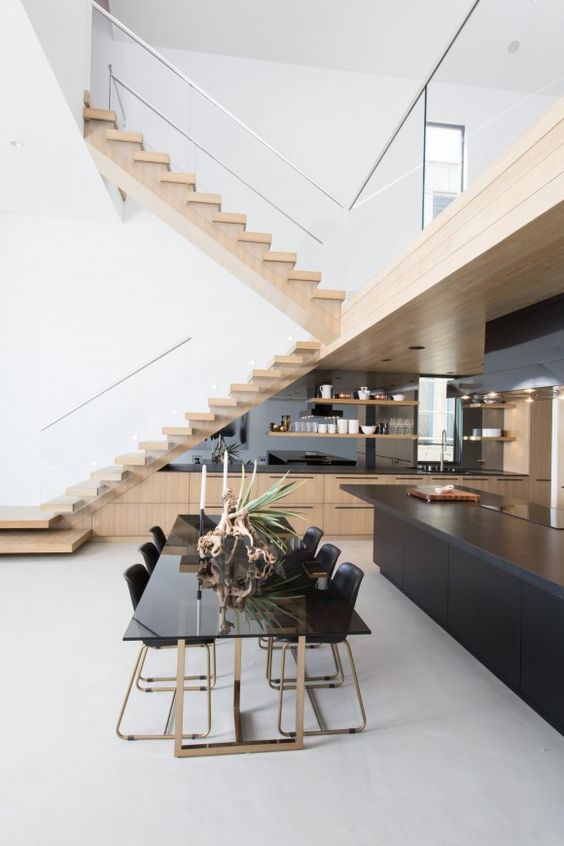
[{"x1": 234, "y1": 466, "x2": 305, "y2": 552}]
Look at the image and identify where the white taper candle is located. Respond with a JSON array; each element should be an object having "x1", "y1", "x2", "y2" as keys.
[
  {"x1": 199, "y1": 464, "x2": 207, "y2": 511},
  {"x1": 222, "y1": 449, "x2": 228, "y2": 496}
]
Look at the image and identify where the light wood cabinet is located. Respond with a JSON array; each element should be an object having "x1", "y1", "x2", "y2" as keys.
[
  {"x1": 256, "y1": 473, "x2": 324, "y2": 505},
  {"x1": 116, "y1": 471, "x2": 191, "y2": 504},
  {"x1": 92, "y1": 503, "x2": 184, "y2": 537},
  {"x1": 281, "y1": 505, "x2": 324, "y2": 533},
  {"x1": 323, "y1": 504, "x2": 373, "y2": 535},
  {"x1": 325, "y1": 474, "x2": 385, "y2": 505}
]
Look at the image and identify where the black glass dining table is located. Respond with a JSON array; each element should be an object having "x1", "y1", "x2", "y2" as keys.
[{"x1": 124, "y1": 514, "x2": 371, "y2": 757}]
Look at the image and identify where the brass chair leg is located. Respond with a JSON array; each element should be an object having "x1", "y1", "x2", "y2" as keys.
[
  {"x1": 278, "y1": 640, "x2": 366, "y2": 737},
  {"x1": 117, "y1": 642, "x2": 214, "y2": 741},
  {"x1": 267, "y1": 639, "x2": 344, "y2": 690},
  {"x1": 136, "y1": 642, "x2": 216, "y2": 692}
]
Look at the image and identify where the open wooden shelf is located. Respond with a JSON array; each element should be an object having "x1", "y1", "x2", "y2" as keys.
[
  {"x1": 463, "y1": 436, "x2": 516, "y2": 442},
  {"x1": 464, "y1": 403, "x2": 516, "y2": 409},
  {"x1": 268, "y1": 432, "x2": 417, "y2": 440},
  {"x1": 308, "y1": 397, "x2": 418, "y2": 407}
]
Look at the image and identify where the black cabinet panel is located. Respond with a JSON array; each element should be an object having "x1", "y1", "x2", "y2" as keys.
[
  {"x1": 373, "y1": 512, "x2": 404, "y2": 587},
  {"x1": 449, "y1": 547, "x2": 521, "y2": 687},
  {"x1": 522, "y1": 582, "x2": 564, "y2": 732},
  {"x1": 404, "y1": 527, "x2": 449, "y2": 626}
]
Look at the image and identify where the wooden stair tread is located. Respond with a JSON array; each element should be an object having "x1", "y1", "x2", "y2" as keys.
[
  {"x1": 0, "y1": 507, "x2": 62, "y2": 530},
  {"x1": 106, "y1": 129, "x2": 143, "y2": 144},
  {"x1": 238, "y1": 231, "x2": 272, "y2": 244},
  {"x1": 263, "y1": 251, "x2": 297, "y2": 264},
  {"x1": 208, "y1": 398, "x2": 239, "y2": 407},
  {"x1": 212, "y1": 212, "x2": 246, "y2": 224},
  {"x1": 230, "y1": 383, "x2": 261, "y2": 393},
  {"x1": 162, "y1": 426, "x2": 194, "y2": 436},
  {"x1": 0, "y1": 529, "x2": 92, "y2": 555},
  {"x1": 272, "y1": 355, "x2": 304, "y2": 366},
  {"x1": 138, "y1": 440, "x2": 171, "y2": 451},
  {"x1": 186, "y1": 192, "x2": 222, "y2": 205},
  {"x1": 292, "y1": 340, "x2": 321, "y2": 352},
  {"x1": 185, "y1": 412, "x2": 216, "y2": 421},
  {"x1": 115, "y1": 452, "x2": 148, "y2": 466},
  {"x1": 287, "y1": 270, "x2": 322, "y2": 282},
  {"x1": 66, "y1": 480, "x2": 104, "y2": 497},
  {"x1": 91, "y1": 466, "x2": 127, "y2": 481},
  {"x1": 312, "y1": 289, "x2": 346, "y2": 301},
  {"x1": 83, "y1": 107, "x2": 116, "y2": 122},
  {"x1": 161, "y1": 171, "x2": 196, "y2": 184},
  {"x1": 40, "y1": 496, "x2": 83, "y2": 513},
  {"x1": 252, "y1": 369, "x2": 281, "y2": 379},
  {"x1": 134, "y1": 151, "x2": 170, "y2": 164}
]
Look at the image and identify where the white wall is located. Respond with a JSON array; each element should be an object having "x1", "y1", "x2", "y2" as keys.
[{"x1": 0, "y1": 206, "x2": 302, "y2": 504}]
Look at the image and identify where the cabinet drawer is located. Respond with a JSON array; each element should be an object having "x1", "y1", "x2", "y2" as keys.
[
  {"x1": 257, "y1": 474, "x2": 324, "y2": 505},
  {"x1": 323, "y1": 504, "x2": 373, "y2": 535},
  {"x1": 325, "y1": 475, "x2": 383, "y2": 505},
  {"x1": 278, "y1": 505, "x2": 324, "y2": 534},
  {"x1": 492, "y1": 477, "x2": 527, "y2": 500},
  {"x1": 199, "y1": 474, "x2": 243, "y2": 506}
]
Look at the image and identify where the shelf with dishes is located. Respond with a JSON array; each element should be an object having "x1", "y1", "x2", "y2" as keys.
[
  {"x1": 308, "y1": 397, "x2": 418, "y2": 407},
  {"x1": 463, "y1": 436, "x2": 516, "y2": 442},
  {"x1": 463, "y1": 403, "x2": 516, "y2": 410},
  {"x1": 268, "y1": 432, "x2": 417, "y2": 440}
]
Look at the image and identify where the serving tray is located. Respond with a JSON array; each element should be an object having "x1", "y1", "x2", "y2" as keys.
[{"x1": 407, "y1": 486, "x2": 481, "y2": 503}]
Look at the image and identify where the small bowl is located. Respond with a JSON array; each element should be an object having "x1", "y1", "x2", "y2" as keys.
[
  {"x1": 391, "y1": 393, "x2": 405, "y2": 401},
  {"x1": 361, "y1": 425, "x2": 376, "y2": 434}
]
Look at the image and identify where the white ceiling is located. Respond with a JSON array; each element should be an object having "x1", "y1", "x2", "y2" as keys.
[
  {"x1": 110, "y1": 0, "x2": 564, "y2": 95},
  {"x1": 109, "y1": 0, "x2": 476, "y2": 80},
  {"x1": 0, "y1": 0, "x2": 116, "y2": 220}
]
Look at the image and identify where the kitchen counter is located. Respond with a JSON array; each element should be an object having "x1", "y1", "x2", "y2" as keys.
[
  {"x1": 343, "y1": 483, "x2": 564, "y2": 735},
  {"x1": 162, "y1": 463, "x2": 526, "y2": 477}
]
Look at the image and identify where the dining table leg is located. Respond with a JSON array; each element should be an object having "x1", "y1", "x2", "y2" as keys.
[
  {"x1": 233, "y1": 637, "x2": 242, "y2": 742},
  {"x1": 294, "y1": 635, "x2": 306, "y2": 749},
  {"x1": 174, "y1": 638, "x2": 186, "y2": 757}
]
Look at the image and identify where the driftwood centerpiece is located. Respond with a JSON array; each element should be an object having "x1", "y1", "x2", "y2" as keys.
[{"x1": 196, "y1": 468, "x2": 304, "y2": 632}]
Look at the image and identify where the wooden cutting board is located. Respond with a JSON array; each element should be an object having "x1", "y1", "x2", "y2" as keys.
[{"x1": 407, "y1": 486, "x2": 481, "y2": 502}]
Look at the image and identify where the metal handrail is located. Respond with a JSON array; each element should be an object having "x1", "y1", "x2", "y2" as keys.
[
  {"x1": 41, "y1": 335, "x2": 192, "y2": 431},
  {"x1": 347, "y1": 0, "x2": 482, "y2": 210},
  {"x1": 91, "y1": 1, "x2": 344, "y2": 209},
  {"x1": 110, "y1": 74, "x2": 325, "y2": 244}
]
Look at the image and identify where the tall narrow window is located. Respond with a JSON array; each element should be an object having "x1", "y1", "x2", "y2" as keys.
[
  {"x1": 417, "y1": 377, "x2": 456, "y2": 464},
  {"x1": 423, "y1": 123, "x2": 465, "y2": 227}
]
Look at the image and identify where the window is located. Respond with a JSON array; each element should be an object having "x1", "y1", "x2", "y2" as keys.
[
  {"x1": 417, "y1": 377, "x2": 456, "y2": 463},
  {"x1": 423, "y1": 123, "x2": 465, "y2": 227}
]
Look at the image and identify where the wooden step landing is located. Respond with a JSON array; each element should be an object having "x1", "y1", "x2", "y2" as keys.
[
  {"x1": 0, "y1": 529, "x2": 92, "y2": 554},
  {"x1": 0, "y1": 508, "x2": 62, "y2": 530}
]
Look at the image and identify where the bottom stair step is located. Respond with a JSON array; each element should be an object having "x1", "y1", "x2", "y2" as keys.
[{"x1": 0, "y1": 529, "x2": 92, "y2": 554}]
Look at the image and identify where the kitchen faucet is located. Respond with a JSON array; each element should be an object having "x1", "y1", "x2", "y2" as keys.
[{"x1": 440, "y1": 428, "x2": 447, "y2": 472}]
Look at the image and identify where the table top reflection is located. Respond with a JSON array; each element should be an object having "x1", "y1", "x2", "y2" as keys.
[{"x1": 124, "y1": 514, "x2": 371, "y2": 642}]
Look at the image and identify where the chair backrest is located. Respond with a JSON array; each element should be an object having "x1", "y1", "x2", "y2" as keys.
[
  {"x1": 138, "y1": 541, "x2": 160, "y2": 574},
  {"x1": 332, "y1": 562, "x2": 364, "y2": 608},
  {"x1": 301, "y1": 526, "x2": 324, "y2": 554},
  {"x1": 315, "y1": 543, "x2": 341, "y2": 578},
  {"x1": 149, "y1": 525, "x2": 166, "y2": 554},
  {"x1": 123, "y1": 563, "x2": 150, "y2": 610}
]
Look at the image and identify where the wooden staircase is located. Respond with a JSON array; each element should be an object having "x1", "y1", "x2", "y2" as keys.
[
  {"x1": 0, "y1": 341, "x2": 321, "y2": 553},
  {"x1": 82, "y1": 104, "x2": 345, "y2": 344}
]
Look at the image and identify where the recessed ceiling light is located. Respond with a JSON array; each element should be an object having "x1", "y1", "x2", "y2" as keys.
[
  {"x1": 525, "y1": 388, "x2": 534, "y2": 393},
  {"x1": 461, "y1": 394, "x2": 470, "y2": 400},
  {"x1": 508, "y1": 40, "x2": 521, "y2": 53},
  {"x1": 408, "y1": 345, "x2": 425, "y2": 350},
  {"x1": 10, "y1": 140, "x2": 24, "y2": 148}
]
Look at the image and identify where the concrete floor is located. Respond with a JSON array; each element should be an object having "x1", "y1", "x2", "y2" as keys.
[{"x1": 1, "y1": 537, "x2": 564, "y2": 846}]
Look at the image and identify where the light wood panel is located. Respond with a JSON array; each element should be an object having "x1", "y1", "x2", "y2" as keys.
[
  {"x1": 0, "y1": 529, "x2": 91, "y2": 554},
  {"x1": 325, "y1": 474, "x2": 386, "y2": 505},
  {"x1": 0, "y1": 508, "x2": 61, "y2": 530},
  {"x1": 256, "y1": 473, "x2": 324, "y2": 505},
  {"x1": 504, "y1": 400, "x2": 531, "y2": 474},
  {"x1": 115, "y1": 471, "x2": 191, "y2": 505},
  {"x1": 92, "y1": 504, "x2": 184, "y2": 537}
]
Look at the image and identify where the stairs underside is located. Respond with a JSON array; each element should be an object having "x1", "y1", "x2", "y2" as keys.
[
  {"x1": 84, "y1": 107, "x2": 344, "y2": 344},
  {"x1": 0, "y1": 528, "x2": 92, "y2": 554}
]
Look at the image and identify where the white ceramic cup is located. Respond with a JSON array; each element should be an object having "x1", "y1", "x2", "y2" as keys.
[
  {"x1": 327, "y1": 423, "x2": 337, "y2": 434},
  {"x1": 348, "y1": 419, "x2": 360, "y2": 434},
  {"x1": 337, "y1": 419, "x2": 348, "y2": 434},
  {"x1": 318, "y1": 423, "x2": 328, "y2": 434}
]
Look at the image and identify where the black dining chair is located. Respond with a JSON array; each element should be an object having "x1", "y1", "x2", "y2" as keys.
[
  {"x1": 286, "y1": 525, "x2": 324, "y2": 555},
  {"x1": 116, "y1": 563, "x2": 216, "y2": 742},
  {"x1": 275, "y1": 562, "x2": 367, "y2": 737},
  {"x1": 138, "y1": 541, "x2": 159, "y2": 574},
  {"x1": 149, "y1": 525, "x2": 167, "y2": 554},
  {"x1": 314, "y1": 543, "x2": 341, "y2": 579}
]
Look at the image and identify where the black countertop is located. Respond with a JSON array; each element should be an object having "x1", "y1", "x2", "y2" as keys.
[
  {"x1": 343, "y1": 484, "x2": 564, "y2": 598},
  {"x1": 162, "y1": 463, "x2": 526, "y2": 478}
]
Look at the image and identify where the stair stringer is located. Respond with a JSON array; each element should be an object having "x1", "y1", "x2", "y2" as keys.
[{"x1": 85, "y1": 133, "x2": 340, "y2": 344}]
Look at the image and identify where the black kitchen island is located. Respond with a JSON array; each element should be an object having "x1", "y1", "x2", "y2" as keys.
[{"x1": 343, "y1": 484, "x2": 564, "y2": 735}]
